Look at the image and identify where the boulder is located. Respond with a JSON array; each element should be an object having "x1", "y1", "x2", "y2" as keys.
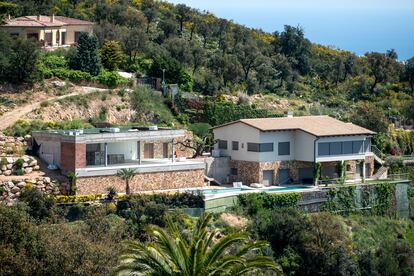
[
  {"x1": 50, "y1": 80, "x2": 66, "y2": 88},
  {"x1": 43, "y1": 177, "x2": 51, "y2": 184},
  {"x1": 22, "y1": 156, "x2": 30, "y2": 162},
  {"x1": 29, "y1": 160, "x2": 37, "y2": 166},
  {"x1": 24, "y1": 167, "x2": 33, "y2": 174},
  {"x1": 33, "y1": 165, "x2": 40, "y2": 170},
  {"x1": 6, "y1": 157, "x2": 13, "y2": 164},
  {"x1": 22, "y1": 163, "x2": 29, "y2": 168},
  {"x1": 17, "y1": 182, "x2": 26, "y2": 188},
  {"x1": 11, "y1": 186, "x2": 20, "y2": 193},
  {"x1": 6, "y1": 164, "x2": 12, "y2": 170},
  {"x1": 1, "y1": 165, "x2": 6, "y2": 171},
  {"x1": 3, "y1": 170, "x2": 11, "y2": 176}
]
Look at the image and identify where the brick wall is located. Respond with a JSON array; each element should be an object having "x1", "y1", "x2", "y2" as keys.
[
  {"x1": 60, "y1": 142, "x2": 86, "y2": 173},
  {"x1": 75, "y1": 169, "x2": 205, "y2": 195}
]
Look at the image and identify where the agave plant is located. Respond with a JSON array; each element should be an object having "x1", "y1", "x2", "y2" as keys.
[{"x1": 114, "y1": 213, "x2": 280, "y2": 275}]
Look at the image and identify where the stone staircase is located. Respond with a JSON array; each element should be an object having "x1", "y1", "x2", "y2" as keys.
[
  {"x1": 371, "y1": 145, "x2": 388, "y2": 180},
  {"x1": 372, "y1": 165, "x2": 388, "y2": 180}
]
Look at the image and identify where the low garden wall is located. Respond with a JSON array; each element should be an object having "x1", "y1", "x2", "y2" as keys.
[
  {"x1": 0, "y1": 176, "x2": 60, "y2": 204},
  {"x1": 0, "y1": 155, "x2": 40, "y2": 176}
]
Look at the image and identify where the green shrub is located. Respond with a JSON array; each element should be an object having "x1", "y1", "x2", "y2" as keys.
[
  {"x1": 40, "y1": 101, "x2": 49, "y2": 108},
  {"x1": 188, "y1": 123, "x2": 212, "y2": 137},
  {"x1": 41, "y1": 54, "x2": 68, "y2": 69},
  {"x1": 50, "y1": 68, "x2": 93, "y2": 83},
  {"x1": 20, "y1": 188, "x2": 55, "y2": 221},
  {"x1": 14, "y1": 158, "x2": 24, "y2": 170},
  {"x1": 237, "y1": 192, "x2": 301, "y2": 215},
  {"x1": 96, "y1": 70, "x2": 127, "y2": 88},
  {"x1": 54, "y1": 194, "x2": 103, "y2": 203}
]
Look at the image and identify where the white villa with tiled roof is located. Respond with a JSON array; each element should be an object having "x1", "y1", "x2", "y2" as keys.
[
  {"x1": 0, "y1": 15, "x2": 93, "y2": 48},
  {"x1": 212, "y1": 115, "x2": 386, "y2": 186}
]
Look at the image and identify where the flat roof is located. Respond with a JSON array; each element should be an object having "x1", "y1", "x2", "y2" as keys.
[
  {"x1": 212, "y1": 116, "x2": 375, "y2": 137},
  {"x1": 2, "y1": 15, "x2": 93, "y2": 28},
  {"x1": 32, "y1": 127, "x2": 186, "y2": 143}
]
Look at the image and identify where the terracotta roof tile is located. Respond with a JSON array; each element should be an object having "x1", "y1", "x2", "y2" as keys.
[
  {"x1": 2, "y1": 15, "x2": 93, "y2": 28},
  {"x1": 213, "y1": 116, "x2": 375, "y2": 137}
]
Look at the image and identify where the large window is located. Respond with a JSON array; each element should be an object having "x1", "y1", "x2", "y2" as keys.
[
  {"x1": 232, "y1": 141, "x2": 239, "y2": 151},
  {"x1": 218, "y1": 140, "x2": 228, "y2": 150},
  {"x1": 247, "y1": 143, "x2": 274, "y2": 152},
  {"x1": 318, "y1": 140, "x2": 368, "y2": 156},
  {"x1": 86, "y1": 143, "x2": 105, "y2": 166},
  {"x1": 278, "y1": 142, "x2": 290, "y2": 156}
]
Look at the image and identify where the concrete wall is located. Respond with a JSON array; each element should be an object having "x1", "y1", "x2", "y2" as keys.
[
  {"x1": 205, "y1": 157, "x2": 231, "y2": 184},
  {"x1": 75, "y1": 169, "x2": 205, "y2": 195},
  {"x1": 38, "y1": 136, "x2": 61, "y2": 166}
]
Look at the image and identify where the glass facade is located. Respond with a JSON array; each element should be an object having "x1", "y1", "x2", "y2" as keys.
[{"x1": 318, "y1": 140, "x2": 369, "y2": 156}]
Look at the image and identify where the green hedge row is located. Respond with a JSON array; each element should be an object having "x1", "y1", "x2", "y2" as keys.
[{"x1": 237, "y1": 192, "x2": 301, "y2": 215}]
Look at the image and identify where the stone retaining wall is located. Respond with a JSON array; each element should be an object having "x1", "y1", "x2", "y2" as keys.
[
  {"x1": 230, "y1": 160, "x2": 314, "y2": 185},
  {"x1": 0, "y1": 133, "x2": 31, "y2": 156},
  {"x1": 75, "y1": 169, "x2": 205, "y2": 195},
  {"x1": 0, "y1": 155, "x2": 40, "y2": 176},
  {"x1": 0, "y1": 177, "x2": 60, "y2": 204}
]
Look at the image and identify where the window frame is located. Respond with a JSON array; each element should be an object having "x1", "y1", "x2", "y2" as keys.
[
  {"x1": 218, "y1": 140, "x2": 228, "y2": 150},
  {"x1": 232, "y1": 141, "x2": 239, "y2": 151},
  {"x1": 278, "y1": 142, "x2": 291, "y2": 156}
]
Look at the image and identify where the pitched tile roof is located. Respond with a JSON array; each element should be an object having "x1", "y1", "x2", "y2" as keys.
[
  {"x1": 212, "y1": 116, "x2": 375, "y2": 137},
  {"x1": 2, "y1": 16, "x2": 93, "y2": 28}
]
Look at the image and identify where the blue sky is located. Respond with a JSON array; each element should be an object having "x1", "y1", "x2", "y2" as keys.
[{"x1": 167, "y1": 0, "x2": 414, "y2": 60}]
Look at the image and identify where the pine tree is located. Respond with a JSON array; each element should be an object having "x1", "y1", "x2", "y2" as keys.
[{"x1": 100, "y1": 40, "x2": 124, "y2": 71}]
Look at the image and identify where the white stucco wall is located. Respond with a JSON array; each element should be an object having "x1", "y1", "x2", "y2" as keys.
[
  {"x1": 294, "y1": 130, "x2": 316, "y2": 162},
  {"x1": 213, "y1": 122, "x2": 260, "y2": 162},
  {"x1": 107, "y1": 141, "x2": 137, "y2": 160},
  {"x1": 259, "y1": 131, "x2": 295, "y2": 162},
  {"x1": 65, "y1": 25, "x2": 93, "y2": 44}
]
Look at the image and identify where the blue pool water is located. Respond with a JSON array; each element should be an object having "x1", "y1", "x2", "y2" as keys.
[{"x1": 202, "y1": 186, "x2": 311, "y2": 195}]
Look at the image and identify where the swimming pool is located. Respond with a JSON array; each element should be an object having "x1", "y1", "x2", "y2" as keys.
[{"x1": 201, "y1": 185, "x2": 311, "y2": 195}]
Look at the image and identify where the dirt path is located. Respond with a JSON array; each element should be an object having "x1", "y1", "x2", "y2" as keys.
[{"x1": 0, "y1": 86, "x2": 107, "y2": 130}]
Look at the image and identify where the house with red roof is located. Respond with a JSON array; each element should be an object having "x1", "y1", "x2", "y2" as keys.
[{"x1": 0, "y1": 15, "x2": 94, "y2": 48}]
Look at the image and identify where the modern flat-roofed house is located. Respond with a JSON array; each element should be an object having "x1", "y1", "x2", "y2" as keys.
[
  {"x1": 32, "y1": 127, "x2": 205, "y2": 195},
  {"x1": 212, "y1": 116, "x2": 383, "y2": 186},
  {"x1": 0, "y1": 15, "x2": 93, "y2": 48}
]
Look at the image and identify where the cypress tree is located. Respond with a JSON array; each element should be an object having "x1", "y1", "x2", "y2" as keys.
[{"x1": 70, "y1": 33, "x2": 102, "y2": 76}]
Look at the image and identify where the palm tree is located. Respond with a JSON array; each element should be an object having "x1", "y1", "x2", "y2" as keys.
[
  {"x1": 116, "y1": 168, "x2": 135, "y2": 195},
  {"x1": 114, "y1": 213, "x2": 280, "y2": 275}
]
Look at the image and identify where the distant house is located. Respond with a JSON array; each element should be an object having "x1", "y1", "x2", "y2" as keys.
[
  {"x1": 212, "y1": 115, "x2": 383, "y2": 186},
  {"x1": 32, "y1": 127, "x2": 205, "y2": 195},
  {"x1": 0, "y1": 15, "x2": 93, "y2": 48}
]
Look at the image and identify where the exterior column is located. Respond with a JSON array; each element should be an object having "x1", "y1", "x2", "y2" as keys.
[
  {"x1": 172, "y1": 139, "x2": 175, "y2": 163},
  {"x1": 51, "y1": 30, "x2": 56, "y2": 47},
  {"x1": 362, "y1": 161, "x2": 366, "y2": 183},
  {"x1": 138, "y1": 141, "x2": 142, "y2": 164},
  {"x1": 104, "y1": 143, "x2": 108, "y2": 167}
]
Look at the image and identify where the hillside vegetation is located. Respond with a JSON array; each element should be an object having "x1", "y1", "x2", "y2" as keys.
[{"x1": 0, "y1": 0, "x2": 413, "y2": 155}]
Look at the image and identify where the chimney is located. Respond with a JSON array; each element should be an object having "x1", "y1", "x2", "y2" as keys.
[
  {"x1": 50, "y1": 14, "x2": 55, "y2": 23},
  {"x1": 37, "y1": 15, "x2": 41, "y2": 21},
  {"x1": 285, "y1": 111, "x2": 294, "y2": 118}
]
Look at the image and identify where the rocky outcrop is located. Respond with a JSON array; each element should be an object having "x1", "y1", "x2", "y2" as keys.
[
  {"x1": 0, "y1": 155, "x2": 40, "y2": 176},
  {"x1": 0, "y1": 133, "x2": 31, "y2": 156},
  {"x1": 0, "y1": 176, "x2": 60, "y2": 204}
]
